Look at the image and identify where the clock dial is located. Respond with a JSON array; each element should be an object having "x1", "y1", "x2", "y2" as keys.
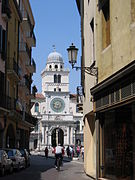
[{"x1": 50, "y1": 98, "x2": 65, "y2": 112}]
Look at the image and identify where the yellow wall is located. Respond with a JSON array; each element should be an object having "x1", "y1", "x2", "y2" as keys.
[
  {"x1": 84, "y1": 116, "x2": 96, "y2": 178},
  {"x1": 96, "y1": 0, "x2": 135, "y2": 82}
]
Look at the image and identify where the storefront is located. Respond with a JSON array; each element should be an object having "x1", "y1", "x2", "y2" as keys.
[
  {"x1": 91, "y1": 62, "x2": 135, "y2": 179},
  {"x1": 100, "y1": 105, "x2": 134, "y2": 179}
]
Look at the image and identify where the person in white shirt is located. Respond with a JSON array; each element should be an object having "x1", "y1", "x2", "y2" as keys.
[{"x1": 54, "y1": 144, "x2": 63, "y2": 167}]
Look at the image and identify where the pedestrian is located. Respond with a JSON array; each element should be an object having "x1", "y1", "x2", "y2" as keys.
[
  {"x1": 66, "y1": 145, "x2": 70, "y2": 158},
  {"x1": 81, "y1": 146, "x2": 84, "y2": 160},
  {"x1": 45, "y1": 147, "x2": 48, "y2": 159},
  {"x1": 69, "y1": 146, "x2": 73, "y2": 159},
  {"x1": 54, "y1": 143, "x2": 63, "y2": 168},
  {"x1": 76, "y1": 145, "x2": 80, "y2": 159}
]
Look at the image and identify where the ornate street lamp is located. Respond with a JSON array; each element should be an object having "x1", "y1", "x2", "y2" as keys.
[{"x1": 67, "y1": 43, "x2": 98, "y2": 77}]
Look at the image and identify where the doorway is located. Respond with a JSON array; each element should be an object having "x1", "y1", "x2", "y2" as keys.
[{"x1": 51, "y1": 128, "x2": 64, "y2": 147}]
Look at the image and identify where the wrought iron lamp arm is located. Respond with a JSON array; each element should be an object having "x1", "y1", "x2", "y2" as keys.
[{"x1": 72, "y1": 65, "x2": 98, "y2": 77}]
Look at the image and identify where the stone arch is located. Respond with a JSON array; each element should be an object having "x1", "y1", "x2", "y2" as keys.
[
  {"x1": 49, "y1": 126, "x2": 66, "y2": 135},
  {"x1": 51, "y1": 127, "x2": 64, "y2": 147},
  {"x1": 6, "y1": 124, "x2": 15, "y2": 148}
]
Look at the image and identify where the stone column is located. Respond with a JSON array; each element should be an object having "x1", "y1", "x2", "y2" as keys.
[
  {"x1": 64, "y1": 128, "x2": 67, "y2": 146},
  {"x1": 48, "y1": 133, "x2": 51, "y2": 148},
  {"x1": 70, "y1": 127, "x2": 73, "y2": 145},
  {"x1": 67, "y1": 127, "x2": 69, "y2": 145},
  {"x1": 41, "y1": 126, "x2": 45, "y2": 145}
]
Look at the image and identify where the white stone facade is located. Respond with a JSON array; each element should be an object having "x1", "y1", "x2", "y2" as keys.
[{"x1": 30, "y1": 51, "x2": 83, "y2": 150}]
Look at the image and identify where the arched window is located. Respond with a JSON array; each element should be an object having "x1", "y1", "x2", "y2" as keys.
[
  {"x1": 55, "y1": 65, "x2": 58, "y2": 70},
  {"x1": 54, "y1": 74, "x2": 57, "y2": 83},
  {"x1": 49, "y1": 65, "x2": 52, "y2": 69},
  {"x1": 54, "y1": 74, "x2": 61, "y2": 83},
  {"x1": 58, "y1": 75, "x2": 61, "y2": 83},
  {"x1": 35, "y1": 103, "x2": 39, "y2": 112}
]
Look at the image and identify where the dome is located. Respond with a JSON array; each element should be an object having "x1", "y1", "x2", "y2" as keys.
[{"x1": 46, "y1": 51, "x2": 64, "y2": 64}]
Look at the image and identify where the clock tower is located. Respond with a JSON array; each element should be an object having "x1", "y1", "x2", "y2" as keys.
[{"x1": 40, "y1": 50, "x2": 78, "y2": 147}]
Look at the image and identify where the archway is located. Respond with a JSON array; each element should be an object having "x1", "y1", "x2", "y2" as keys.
[
  {"x1": 6, "y1": 124, "x2": 15, "y2": 148},
  {"x1": 51, "y1": 128, "x2": 64, "y2": 147}
]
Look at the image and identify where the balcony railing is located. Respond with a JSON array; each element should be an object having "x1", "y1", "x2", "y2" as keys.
[
  {"x1": 2, "y1": 0, "x2": 11, "y2": 20},
  {"x1": 19, "y1": 42, "x2": 31, "y2": 60},
  {"x1": 21, "y1": 10, "x2": 33, "y2": 31},
  {"x1": 0, "y1": 94, "x2": 16, "y2": 111},
  {"x1": 26, "y1": 30, "x2": 36, "y2": 47},
  {"x1": 26, "y1": 58, "x2": 36, "y2": 73},
  {"x1": 7, "y1": 58, "x2": 19, "y2": 77},
  {"x1": 20, "y1": 111, "x2": 37, "y2": 126}
]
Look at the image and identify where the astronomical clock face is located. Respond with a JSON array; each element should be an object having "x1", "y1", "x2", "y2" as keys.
[{"x1": 50, "y1": 98, "x2": 65, "y2": 113}]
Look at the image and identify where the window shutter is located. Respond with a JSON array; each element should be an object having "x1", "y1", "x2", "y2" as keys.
[
  {"x1": 0, "y1": 25, "x2": 2, "y2": 53},
  {"x1": 2, "y1": 29, "x2": 7, "y2": 60}
]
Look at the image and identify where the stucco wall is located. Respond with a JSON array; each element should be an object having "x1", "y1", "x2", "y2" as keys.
[
  {"x1": 82, "y1": 0, "x2": 96, "y2": 178},
  {"x1": 96, "y1": 0, "x2": 135, "y2": 82},
  {"x1": 84, "y1": 116, "x2": 96, "y2": 178}
]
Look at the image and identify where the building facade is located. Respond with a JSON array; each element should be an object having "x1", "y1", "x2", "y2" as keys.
[
  {"x1": 0, "y1": 0, "x2": 37, "y2": 149},
  {"x1": 76, "y1": 0, "x2": 97, "y2": 178},
  {"x1": 91, "y1": 0, "x2": 135, "y2": 179},
  {"x1": 30, "y1": 51, "x2": 83, "y2": 150},
  {"x1": 0, "y1": 0, "x2": 11, "y2": 148},
  {"x1": 77, "y1": 0, "x2": 135, "y2": 179}
]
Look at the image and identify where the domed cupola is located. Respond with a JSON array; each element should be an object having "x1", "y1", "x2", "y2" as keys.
[
  {"x1": 46, "y1": 52, "x2": 64, "y2": 64},
  {"x1": 45, "y1": 51, "x2": 64, "y2": 71}
]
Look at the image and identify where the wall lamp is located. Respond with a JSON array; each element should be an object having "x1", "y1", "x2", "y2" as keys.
[{"x1": 67, "y1": 43, "x2": 98, "y2": 77}]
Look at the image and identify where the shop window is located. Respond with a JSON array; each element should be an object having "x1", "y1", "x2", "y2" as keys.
[
  {"x1": 35, "y1": 103, "x2": 39, "y2": 112},
  {"x1": 104, "y1": 108, "x2": 133, "y2": 179},
  {"x1": 101, "y1": 0, "x2": 110, "y2": 49}
]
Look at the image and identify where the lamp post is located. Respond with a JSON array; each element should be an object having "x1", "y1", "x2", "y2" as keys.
[{"x1": 67, "y1": 43, "x2": 98, "y2": 77}]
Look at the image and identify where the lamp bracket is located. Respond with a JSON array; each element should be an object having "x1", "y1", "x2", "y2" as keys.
[{"x1": 72, "y1": 65, "x2": 98, "y2": 77}]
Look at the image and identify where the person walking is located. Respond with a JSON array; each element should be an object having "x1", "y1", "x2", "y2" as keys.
[
  {"x1": 76, "y1": 145, "x2": 80, "y2": 159},
  {"x1": 45, "y1": 147, "x2": 48, "y2": 159},
  {"x1": 66, "y1": 145, "x2": 70, "y2": 158},
  {"x1": 81, "y1": 146, "x2": 84, "y2": 160},
  {"x1": 54, "y1": 143, "x2": 63, "y2": 168}
]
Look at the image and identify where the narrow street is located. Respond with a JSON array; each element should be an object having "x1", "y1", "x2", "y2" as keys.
[{"x1": 1, "y1": 155, "x2": 92, "y2": 180}]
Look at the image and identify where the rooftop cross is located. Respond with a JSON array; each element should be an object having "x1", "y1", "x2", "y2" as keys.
[{"x1": 52, "y1": 45, "x2": 56, "y2": 52}]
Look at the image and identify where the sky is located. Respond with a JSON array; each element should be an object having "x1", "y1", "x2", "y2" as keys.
[{"x1": 29, "y1": 0, "x2": 81, "y2": 94}]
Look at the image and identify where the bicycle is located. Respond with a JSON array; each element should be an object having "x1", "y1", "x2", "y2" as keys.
[{"x1": 56, "y1": 156, "x2": 61, "y2": 171}]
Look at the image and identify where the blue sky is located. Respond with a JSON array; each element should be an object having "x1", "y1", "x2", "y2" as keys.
[{"x1": 29, "y1": 0, "x2": 81, "y2": 94}]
